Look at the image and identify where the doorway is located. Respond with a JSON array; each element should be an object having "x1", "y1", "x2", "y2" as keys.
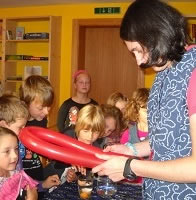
[{"x1": 72, "y1": 19, "x2": 144, "y2": 104}]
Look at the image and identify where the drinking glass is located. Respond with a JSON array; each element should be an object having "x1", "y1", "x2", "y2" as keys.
[
  {"x1": 96, "y1": 176, "x2": 117, "y2": 198},
  {"x1": 78, "y1": 174, "x2": 93, "y2": 199}
]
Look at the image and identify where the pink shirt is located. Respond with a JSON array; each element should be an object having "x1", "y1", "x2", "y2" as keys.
[
  {"x1": 187, "y1": 68, "x2": 196, "y2": 117},
  {"x1": 120, "y1": 129, "x2": 129, "y2": 144},
  {"x1": 120, "y1": 128, "x2": 148, "y2": 144},
  {"x1": 137, "y1": 130, "x2": 148, "y2": 141}
]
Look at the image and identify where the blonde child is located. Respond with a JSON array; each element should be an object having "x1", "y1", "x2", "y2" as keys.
[
  {"x1": 45, "y1": 104, "x2": 105, "y2": 182},
  {"x1": 0, "y1": 126, "x2": 38, "y2": 200},
  {"x1": 57, "y1": 70, "x2": 98, "y2": 135},
  {"x1": 75, "y1": 104, "x2": 105, "y2": 145},
  {"x1": 0, "y1": 94, "x2": 29, "y2": 138},
  {"x1": 72, "y1": 104, "x2": 105, "y2": 175},
  {"x1": 120, "y1": 88, "x2": 150, "y2": 144},
  {"x1": 0, "y1": 94, "x2": 60, "y2": 198},
  {"x1": 107, "y1": 92, "x2": 128, "y2": 114}
]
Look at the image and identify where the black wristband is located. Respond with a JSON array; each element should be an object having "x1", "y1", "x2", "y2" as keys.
[{"x1": 123, "y1": 158, "x2": 137, "y2": 180}]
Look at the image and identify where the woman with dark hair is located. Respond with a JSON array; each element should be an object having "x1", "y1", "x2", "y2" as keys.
[{"x1": 93, "y1": 0, "x2": 196, "y2": 199}]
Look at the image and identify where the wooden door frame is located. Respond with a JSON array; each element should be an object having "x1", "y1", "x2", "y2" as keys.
[{"x1": 71, "y1": 18, "x2": 144, "y2": 95}]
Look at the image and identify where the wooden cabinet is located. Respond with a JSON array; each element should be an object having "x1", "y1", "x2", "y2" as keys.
[{"x1": 1, "y1": 16, "x2": 61, "y2": 128}]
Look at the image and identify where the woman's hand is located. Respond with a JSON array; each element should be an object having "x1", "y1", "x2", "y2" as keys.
[
  {"x1": 25, "y1": 185, "x2": 38, "y2": 200},
  {"x1": 42, "y1": 174, "x2": 61, "y2": 189},
  {"x1": 92, "y1": 154, "x2": 128, "y2": 182},
  {"x1": 105, "y1": 141, "x2": 151, "y2": 158}
]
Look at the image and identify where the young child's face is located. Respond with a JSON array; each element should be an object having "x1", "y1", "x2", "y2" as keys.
[
  {"x1": 104, "y1": 117, "x2": 116, "y2": 137},
  {"x1": 74, "y1": 74, "x2": 91, "y2": 94},
  {"x1": 115, "y1": 100, "x2": 127, "y2": 113},
  {"x1": 78, "y1": 129, "x2": 100, "y2": 144},
  {"x1": 6, "y1": 118, "x2": 27, "y2": 136},
  {"x1": 29, "y1": 97, "x2": 50, "y2": 121},
  {"x1": 0, "y1": 135, "x2": 18, "y2": 172}
]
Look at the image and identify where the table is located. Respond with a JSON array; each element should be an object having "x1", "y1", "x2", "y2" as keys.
[{"x1": 43, "y1": 180, "x2": 142, "y2": 200}]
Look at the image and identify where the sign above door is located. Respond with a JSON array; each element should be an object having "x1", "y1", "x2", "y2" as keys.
[{"x1": 94, "y1": 7, "x2": 120, "y2": 14}]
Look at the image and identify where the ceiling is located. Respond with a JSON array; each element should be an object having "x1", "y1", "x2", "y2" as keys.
[{"x1": 0, "y1": 0, "x2": 194, "y2": 8}]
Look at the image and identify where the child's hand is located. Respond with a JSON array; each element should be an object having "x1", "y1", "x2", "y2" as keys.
[
  {"x1": 26, "y1": 185, "x2": 38, "y2": 200},
  {"x1": 72, "y1": 165, "x2": 86, "y2": 175},
  {"x1": 66, "y1": 168, "x2": 77, "y2": 182},
  {"x1": 42, "y1": 174, "x2": 60, "y2": 189}
]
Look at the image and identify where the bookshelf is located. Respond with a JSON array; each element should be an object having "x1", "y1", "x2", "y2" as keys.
[
  {"x1": 1, "y1": 16, "x2": 61, "y2": 128},
  {"x1": 186, "y1": 15, "x2": 196, "y2": 44}
]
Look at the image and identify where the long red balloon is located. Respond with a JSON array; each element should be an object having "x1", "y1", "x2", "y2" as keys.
[{"x1": 19, "y1": 126, "x2": 131, "y2": 168}]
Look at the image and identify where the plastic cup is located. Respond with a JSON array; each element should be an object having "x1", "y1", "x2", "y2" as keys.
[{"x1": 78, "y1": 174, "x2": 93, "y2": 199}]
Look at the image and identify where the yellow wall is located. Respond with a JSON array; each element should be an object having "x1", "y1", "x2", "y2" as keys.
[{"x1": 0, "y1": 2, "x2": 195, "y2": 105}]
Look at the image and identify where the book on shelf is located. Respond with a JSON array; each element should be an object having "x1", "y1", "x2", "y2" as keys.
[
  {"x1": 7, "y1": 76, "x2": 23, "y2": 81},
  {"x1": 24, "y1": 65, "x2": 42, "y2": 80},
  {"x1": 23, "y1": 56, "x2": 48, "y2": 60},
  {"x1": 16, "y1": 27, "x2": 25, "y2": 40},
  {"x1": 6, "y1": 55, "x2": 27, "y2": 60},
  {"x1": 6, "y1": 30, "x2": 13, "y2": 40},
  {"x1": 5, "y1": 55, "x2": 48, "y2": 61},
  {"x1": 24, "y1": 32, "x2": 49, "y2": 39}
]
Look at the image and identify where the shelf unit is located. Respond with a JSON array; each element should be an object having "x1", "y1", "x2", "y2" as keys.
[
  {"x1": 186, "y1": 15, "x2": 196, "y2": 44},
  {"x1": 1, "y1": 16, "x2": 61, "y2": 128}
]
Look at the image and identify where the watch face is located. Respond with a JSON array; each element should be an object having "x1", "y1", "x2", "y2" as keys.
[{"x1": 125, "y1": 173, "x2": 135, "y2": 180}]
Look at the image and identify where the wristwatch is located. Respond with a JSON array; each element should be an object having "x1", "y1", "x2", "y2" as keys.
[{"x1": 123, "y1": 158, "x2": 138, "y2": 180}]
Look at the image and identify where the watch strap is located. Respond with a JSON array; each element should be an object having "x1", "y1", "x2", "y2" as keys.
[{"x1": 123, "y1": 158, "x2": 137, "y2": 179}]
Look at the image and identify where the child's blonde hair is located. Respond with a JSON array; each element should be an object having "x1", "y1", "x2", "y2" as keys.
[
  {"x1": 124, "y1": 88, "x2": 150, "y2": 123},
  {"x1": 0, "y1": 126, "x2": 18, "y2": 140},
  {"x1": 0, "y1": 95, "x2": 29, "y2": 125},
  {"x1": 19, "y1": 75, "x2": 54, "y2": 107},
  {"x1": 107, "y1": 92, "x2": 128, "y2": 106},
  {"x1": 75, "y1": 104, "x2": 105, "y2": 138}
]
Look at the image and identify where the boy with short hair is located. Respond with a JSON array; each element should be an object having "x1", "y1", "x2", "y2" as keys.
[
  {"x1": 20, "y1": 74, "x2": 54, "y2": 127},
  {"x1": 19, "y1": 75, "x2": 59, "y2": 182},
  {"x1": 0, "y1": 94, "x2": 60, "y2": 198},
  {"x1": 19, "y1": 75, "x2": 54, "y2": 180},
  {"x1": 0, "y1": 94, "x2": 29, "y2": 138}
]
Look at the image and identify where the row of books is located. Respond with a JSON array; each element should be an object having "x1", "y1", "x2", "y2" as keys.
[
  {"x1": 7, "y1": 65, "x2": 48, "y2": 81},
  {"x1": 6, "y1": 55, "x2": 48, "y2": 61},
  {"x1": 6, "y1": 28, "x2": 49, "y2": 40},
  {"x1": 7, "y1": 76, "x2": 48, "y2": 81}
]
